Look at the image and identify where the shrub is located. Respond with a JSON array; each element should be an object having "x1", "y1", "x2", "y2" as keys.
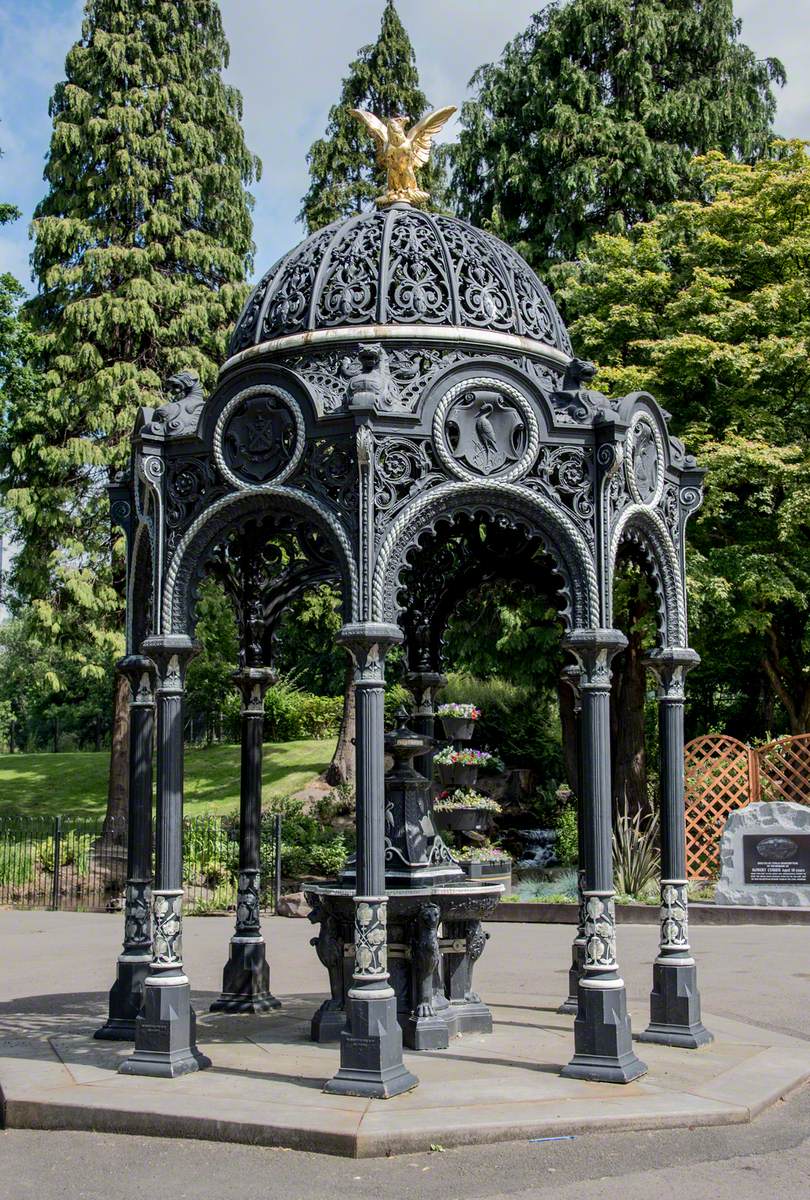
[
  {"x1": 309, "y1": 836, "x2": 349, "y2": 876},
  {"x1": 262, "y1": 678, "x2": 343, "y2": 742},
  {"x1": 554, "y1": 805, "x2": 578, "y2": 867},
  {"x1": 612, "y1": 799, "x2": 660, "y2": 898},
  {"x1": 439, "y1": 673, "x2": 564, "y2": 782}
]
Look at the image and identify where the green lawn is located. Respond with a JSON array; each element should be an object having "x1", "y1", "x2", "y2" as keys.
[{"x1": 0, "y1": 738, "x2": 336, "y2": 818}]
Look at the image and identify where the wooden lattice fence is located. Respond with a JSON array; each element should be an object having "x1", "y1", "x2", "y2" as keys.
[{"x1": 684, "y1": 733, "x2": 810, "y2": 878}]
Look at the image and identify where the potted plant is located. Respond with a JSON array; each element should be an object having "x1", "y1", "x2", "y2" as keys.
[
  {"x1": 452, "y1": 844, "x2": 512, "y2": 890},
  {"x1": 436, "y1": 702, "x2": 481, "y2": 743},
  {"x1": 433, "y1": 747, "x2": 496, "y2": 788},
  {"x1": 433, "y1": 788, "x2": 502, "y2": 833}
]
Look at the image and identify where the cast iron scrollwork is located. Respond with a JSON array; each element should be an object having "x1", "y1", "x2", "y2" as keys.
[{"x1": 385, "y1": 208, "x2": 453, "y2": 324}]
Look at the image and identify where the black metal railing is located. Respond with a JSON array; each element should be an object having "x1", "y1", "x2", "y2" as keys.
[{"x1": 0, "y1": 813, "x2": 284, "y2": 914}]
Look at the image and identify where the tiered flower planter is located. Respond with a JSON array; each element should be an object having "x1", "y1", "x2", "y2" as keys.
[{"x1": 433, "y1": 704, "x2": 511, "y2": 887}]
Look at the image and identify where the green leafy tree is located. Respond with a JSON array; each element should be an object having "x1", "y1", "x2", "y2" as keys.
[
  {"x1": 555, "y1": 142, "x2": 810, "y2": 735},
  {"x1": 452, "y1": 0, "x2": 784, "y2": 268},
  {"x1": 0, "y1": 1, "x2": 260, "y2": 818},
  {"x1": 300, "y1": 0, "x2": 446, "y2": 232}
]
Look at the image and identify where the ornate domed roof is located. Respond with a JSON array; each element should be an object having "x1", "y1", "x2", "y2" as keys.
[{"x1": 228, "y1": 206, "x2": 572, "y2": 361}]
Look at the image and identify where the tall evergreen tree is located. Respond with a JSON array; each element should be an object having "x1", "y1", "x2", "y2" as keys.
[
  {"x1": 0, "y1": 1, "x2": 260, "y2": 818},
  {"x1": 300, "y1": 0, "x2": 446, "y2": 232},
  {"x1": 451, "y1": 0, "x2": 784, "y2": 268}
]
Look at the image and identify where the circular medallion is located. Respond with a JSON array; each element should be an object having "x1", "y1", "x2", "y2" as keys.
[
  {"x1": 214, "y1": 385, "x2": 305, "y2": 490},
  {"x1": 432, "y1": 377, "x2": 539, "y2": 483},
  {"x1": 625, "y1": 413, "x2": 664, "y2": 506}
]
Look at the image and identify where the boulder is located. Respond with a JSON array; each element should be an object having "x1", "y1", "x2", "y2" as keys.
[{"x1": 276, "y1": 891, "x2": 312, "y2": 919}]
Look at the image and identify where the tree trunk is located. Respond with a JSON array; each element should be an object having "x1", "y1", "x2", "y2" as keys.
[
  {"x1": 610, "y1": 627, "x2": 648, "y2": 818},
  {"x1": 104, "y1": 672, "x2": 130, "y2": 833},
  {"x1": 325, "y1": 657, "x2": 356, "y2": 786}
]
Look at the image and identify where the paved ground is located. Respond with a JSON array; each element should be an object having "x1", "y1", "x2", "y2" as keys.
[{"x1": 0, "y1": 911, "x2": 808, "y2": 1197}]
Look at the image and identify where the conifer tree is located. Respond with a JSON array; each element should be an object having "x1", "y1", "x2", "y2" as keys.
[
  {"x1": 0, "y1": 2, "x2": 259, "y2": 817},
  {"x1": 452, "y1": 0, "x2": 784, "y2": 268},
  {"x1": 300, "y1": 0, "x2": 445, "y2": 232}
]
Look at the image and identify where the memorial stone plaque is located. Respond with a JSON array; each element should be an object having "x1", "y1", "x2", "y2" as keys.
[
  {"x1": 715, "y1": 801, "x2": 810, "y2": 907},
  {"x1": 743, "y1": 834, "x2": 810, "y2": 886}
]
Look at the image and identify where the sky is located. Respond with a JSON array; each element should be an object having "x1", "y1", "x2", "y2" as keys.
[{"x1": 0, "y1": 0, "x2": 809, "y2": 291}]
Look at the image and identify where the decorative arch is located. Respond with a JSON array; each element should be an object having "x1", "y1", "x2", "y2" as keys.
[
  {"x1": 162, "y1": 487, "x2": 359, "y2": 636},
  {"x1": 609, "y1": 504, "x2": 686, "y2": 646},
  {"x1": 371, "y1": 480, "x2": 598, "y2": 629}
]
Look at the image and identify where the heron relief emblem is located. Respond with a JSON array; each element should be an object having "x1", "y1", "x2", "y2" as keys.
[{"x1": 447, "y1": 389, "x2": 525, "y2": 476}]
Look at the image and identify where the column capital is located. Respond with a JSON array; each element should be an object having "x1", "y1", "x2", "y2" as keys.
[
  {"x1": 338, "y1": 622, "x2": 403, "y2": 680},
  {"x1": 559, "y1": 663, "x2": 582, "y2": 712},
  {"x1": 117, "y1": 655, "x2": 156, "y2": 705},
  {"x1": 141, "y1": 635, "x2": 199, "y2": 691},
  {"x1": 231, "y1": 666, "x2": 275, "y2": 714},
  {"x1": 643, "y1": 647, "x2": 700, "y2": 699},
  {"x1": 562, "y1": 629, "x2": 627, "y2": 687},
  {"x1": 405, "y1": 670, "x2": 447, "y2": 713}
]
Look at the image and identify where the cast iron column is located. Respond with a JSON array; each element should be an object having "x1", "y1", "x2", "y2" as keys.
[
  {"x1": 211, "y1": 666, "x2": 280, "y2": 1013},
  {"x1": 405, "y1": 669, "x2": 446, "y2": 781},
  {"x1": 637, "y1": 647, "x2": 712, "y2": 1048},
  {"x1": 558, "y1": 663, "x2": 586, "y2": 1015},
  {"x1": 95, "y1": 655, "x2": 155, "y2": 1040},
  {"x1": 324, "y1": 622, "x2": 418, "y2": 1099},
  {"x1": 560, "y1": 629, "x2": 647, "y2": 1084},
  {"x1": 120, "y1": 635, "x2": 211, "y2": 1078}
]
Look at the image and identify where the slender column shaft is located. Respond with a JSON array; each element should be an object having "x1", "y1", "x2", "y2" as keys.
[
  {"x1": 211, "y1": 668, "x2": 279, "y2": 1013},
  {"x1": 560, "y1": 629, "x2": 647, "y2": 1085},
  {"x1": 324, "y1": 623, "x2": 418, "y2": 1099},
  {"x1": 638, "y1": 648, "x2": 712, "y2": 1048},
  {"x1": 120, "y1": 636, "x2": 210, "y2": 1078},
  {"x1": 559, "y1": 665, "x2": 585, "y2": 1014},
  {"x1": 95, "y1": 656, "x2": 155, "y2": 1041}
]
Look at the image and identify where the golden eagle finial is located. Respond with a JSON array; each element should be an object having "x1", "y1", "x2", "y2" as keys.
[{"x1": 350, "y1": 105, "x2": 457, "y2": 207}]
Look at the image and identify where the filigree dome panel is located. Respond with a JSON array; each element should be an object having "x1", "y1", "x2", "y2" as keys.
[{"x1": 228, "y1": 207, "x2": 571, "y2": 357}]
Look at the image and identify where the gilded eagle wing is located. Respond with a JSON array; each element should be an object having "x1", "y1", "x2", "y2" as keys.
[
  {"x1": 350, "y1": 109, "x2": 390, "y2": 163},
  {"x1": 406, "y1": 105, "x2": 457, "y2": 167}
]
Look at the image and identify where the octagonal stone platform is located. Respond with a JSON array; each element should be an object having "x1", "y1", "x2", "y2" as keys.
[{"x1": 1, "y1": 992, "x2": 807, "y2": 1158}]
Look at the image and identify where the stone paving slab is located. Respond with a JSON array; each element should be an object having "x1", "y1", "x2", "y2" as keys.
[{"x1": 1, "y1": 993, "x2": 808, "y2": 1158}]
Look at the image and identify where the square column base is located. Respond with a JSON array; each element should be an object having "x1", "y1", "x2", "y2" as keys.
[
  {"x1": 635, "y1": 959, "x2": 713, "y2": 1049},
  {"x1": 119, "y1": 976, "x2": 211, "y2": 1079},
  {"x1": 311, "y1": 1001, "x2": 347, "y2": 1043},
  {"x1": 209, "y1": 939, "x2": 280, "y2": 1014},
  {"x1": 94, "y1": 953, "x2": 151, "y2": 1041},
  {"x1": 561, "y1": 980, "x2": 647, "y2": 1084},
  {"x1": 324, "y1": 989, "x2": 418, "y2": 1099},
  {"x1": 558, "y1": 940, "x2": 585, "y2": 1015}
]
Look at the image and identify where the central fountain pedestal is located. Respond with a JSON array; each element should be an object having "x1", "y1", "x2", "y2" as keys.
[
  {"x1": 306, "y1": 883, "x2": 501, "y2": 1050},
  {"x1": 307, "y1": 708, "x2": 502, "y2": 1051}
]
